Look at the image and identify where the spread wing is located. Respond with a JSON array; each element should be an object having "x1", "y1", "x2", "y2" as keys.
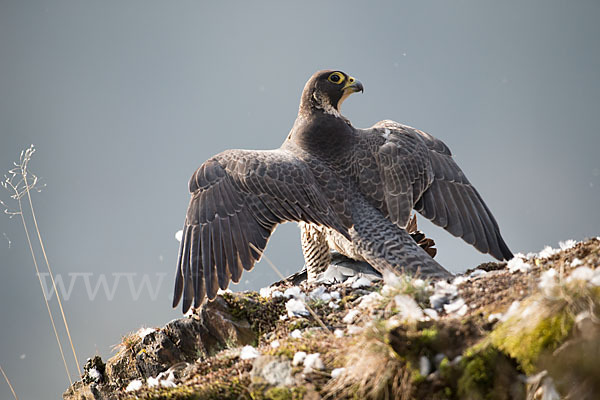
[
  {"x1": 173, "y1": 149, "x2": 345, "y2": 312},
  {"x1": 364, "y1": 120, "x2": 513, "y2": 261}
]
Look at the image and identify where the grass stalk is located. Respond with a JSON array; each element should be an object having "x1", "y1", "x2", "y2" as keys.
[
  {"x1": 0, "y1": 365, "x2": 18, "y2": 400},
  {"x1": 1, "y1": 146, "x2": 78, "y2": 386},
  {"x1": 22, "y1": 164, "x2": 82, "y2": 378}
]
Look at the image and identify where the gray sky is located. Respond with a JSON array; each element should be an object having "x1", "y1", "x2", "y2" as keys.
[{"x1": 1, "y1": 1, "x2": 599, "y2": 398}]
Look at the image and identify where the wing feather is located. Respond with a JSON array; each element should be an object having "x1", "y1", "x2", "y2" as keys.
[
  {"x1": 173, "y1": 149, "x2": 345, "y2": 312},
  {"x1": 365, "y1": 121, "x2": 512, "y2": 261}
]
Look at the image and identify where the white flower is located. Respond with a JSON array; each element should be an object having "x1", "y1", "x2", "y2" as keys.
[
  {"x1": 240, "y1": 345, "x2": 260, "y2": 360},
  {"x1": 559, "y1": 239, "x2": 576, "y2": 250},
  {"x1": 292, "y1": 351, "x2": 307, "y2": 366},
  {"x1": 567, "y1": 266, "x2": 594, "y2": 283},
  {"x1": 590, "y1": 269, "x2": 600, "y2": 286},
  {"x1": 342, "y1": 309, "x2": 361, "y2": 324},
  {"x1": 539, "y1": 268, "x2": 557, "y2": 292},
  {"x1": 290, "y1": 329, "x2": 302, "y2": 339},
  {"x1": 125, "y1": 379, "x2": 143, "y2": 392},
  {"x1": 283, "y1": 286, "x2": 306, "y2": 301},
  {"x1": 444, "y1": 298, "x2": 467, "y2": 316},
  {"x1": 507, "y1": 257, "x2": 531, "y2": 273},
  {"x1": 413, "y1": 278, "x2": 426, "y2": 288},
  {"x1": 359, "y1": 292, "x2": 384, "y2": 309},
  {"x1": 570, "y1": 258, "x2": 583, "y2": 267},
  {"x1": 538, "y1": 246, "x2": 559, "y2": 259},
  {"x1": 394, "y1": 294, "x2": 425, "y2": 321},
  {"x1": 346, "y1": 325, "x2": 363, "y2": 335},
  {"x1": 286, "y1": 298, "x2": 309, "y2": 317},
  {"x1": 331, "y1": 368, "x2": 345, "y2": 379},
  {"x1": 469, "y1": 269, "x2": 487, "y2": 278},
  {"x1": 423, "y1": 308, "x2": 439, "y2": 320},
  {"x1": 351, "y1": 276, "x2": 372, "y2": 289},
  {"x1": 88, "y1": 367, "x2": 101, "y2": 381},
  {"x1": 137, "y1": 327, "x2": 156, "y2": 340},
  {"x1": 501, "y1": 301, "x2": 521, "y2": 321},
  {"x1": 488, "y1": 313, "x2": 502, "y2": 322},
  {"x1": 452, "y1": 276, "x2": 468, "y2": 285},
  {"x1": 309, "y1": 286, "x2": 331, "y2": 301},
  {"x1": 147, "y1": 376, "x2": 160, "y2": 388},
  {"x1": 259, "y1": 287, "x2": 274, "y2": 298},
  {"x1": 303, "y1": 353, "x2": 324, "y2": 373}
]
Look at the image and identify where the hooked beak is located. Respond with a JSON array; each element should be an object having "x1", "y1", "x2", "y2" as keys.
[
  {"x1": 342, "y1": 77, "x2": 364, "y2": 93},
  {"x1": 337, "y1": 76, "x2": 363, "y2": 111}
]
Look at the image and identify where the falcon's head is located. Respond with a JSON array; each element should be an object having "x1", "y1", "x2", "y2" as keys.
[{"x1": 301, "y1": 70, "x2": 363, "y2": 116}]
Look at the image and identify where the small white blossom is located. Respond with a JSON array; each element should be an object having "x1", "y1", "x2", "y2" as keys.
[
  {"x1": 342, "y1": 309, "x2": 361, "y2": 324},
  {"x1": 507, "y1": 257, "x2": 531, "y2": 273},
  {"x1": 488, "y1": 313, "x2": 503, "y2": 322},
  {"x1": 309, "y1": 286, "x2": 331, "y2": 302},
  {"x1": 283, "y1": 286, "x2": 306, "y2": 301},
  {"x1": 567, "y1": 266, "x2": 594, "y2": 283},
  {"x1": 394, "y1": 294, "x2": 424, "y2": 321},
  {"x1": 539, "y1": 268, "x2": 557, "y2": 294},
  {"x1": 290, "y1": 329, "x2": 302, "y2": 339},
  {"x1": 452, "y1": 276, "x2": 468, "y2": 285},
  {"x1": 303, "y1": 353, "x2": 324, "y2": 373},
  {"x1": 259, "y1": 287, "x2": 274, "y2": 298},
  {"x1": 125, "y1": 379, "x2": 143, "y2": 392},
  {"x1": 423, "y1": 308, "x2": 439, "y2": 320},
  {"x1": 240, "y1": 345, "x2": 260, "y2": 360},
  {"x1": 137, "y1": 327, "x2": 156, "y2": 340},
  {"x1": 570, "y1": 258, "x2": 583, "y2": 267},
  {"x1": 469, "y1": 269, "x2": 487, "y2": 278},
  {"x1": 331, "y1": 368, "x2": 345, "y2": 379},
  {"x1": 590, "y1": 269, "x2": 600, "y2": 286},
  {"x1": 286, "y1": 298, "x2": 309, "y2": 317},
  {"x1": 359, "y1": 292, "x2": 384, "y2": 309},
  {"x1": 351, "y1": 276, "x2": 372, "y2": 289},
  {"x1": 292, "y1": 351, "x2": 307, "y2": 366},
  {"x1": 538, "y1": 246, "x2": 559, "y2": 259},
  {"x1": 88, "y1": 367, "x2": 101, "y2": 381},
  {"x1": 346, "y1": 325, "x2": 363, "y2": 335},
  {"x1": 444, "y1": 298, "x2": 467, "y2": 316},
  {"x1": 501, "y1": 301, "x2": 521, "y2": 321},
  {"x1": 559, "y1": 239, "x2": 577, "y2": 250}
]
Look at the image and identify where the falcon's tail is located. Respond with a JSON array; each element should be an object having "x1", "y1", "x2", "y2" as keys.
[
  {"x1": 350, "y1": 200, "x2": 452, "y2": 279},
  {"x1": 406, "y1": 214, "x2": 437, "y2": 259}
]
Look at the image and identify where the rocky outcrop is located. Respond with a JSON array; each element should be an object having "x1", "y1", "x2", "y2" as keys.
[
  {"x1": 64, "y1": 238, "x2": 600, "y2": 400},
  {"x1": 63, "y1": 296, "x2": 259, "y2": 400}
]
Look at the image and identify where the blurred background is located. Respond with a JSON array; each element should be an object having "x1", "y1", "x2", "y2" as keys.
[{"x1": 1, "y1": 1, "x2": 599, "y2": 398}]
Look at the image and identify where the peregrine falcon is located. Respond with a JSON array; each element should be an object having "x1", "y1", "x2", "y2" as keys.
[{"x1": 172, "y1": 70, "x2": 513, "y2": 312}]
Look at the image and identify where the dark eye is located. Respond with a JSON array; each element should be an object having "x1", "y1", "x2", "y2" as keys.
[{"x1": 327, "y1": 72, "x2": 345, "y2": 84}]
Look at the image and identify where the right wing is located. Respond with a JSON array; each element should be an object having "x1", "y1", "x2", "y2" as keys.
[
  {"x1": 361, "y1": 120, "x2": 512, "y2": 261},
  {"x1": 173, "y1": 149, "x2": 345, "y2": 313}
]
